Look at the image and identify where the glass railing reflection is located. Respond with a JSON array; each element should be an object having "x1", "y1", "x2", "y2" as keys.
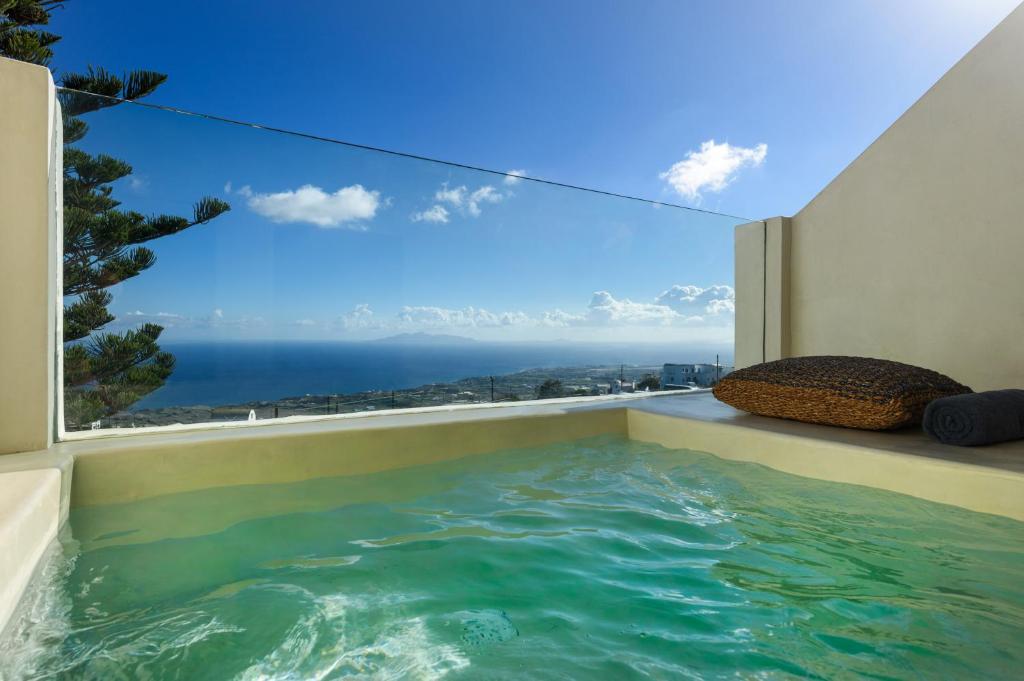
[{"x1": 58, "y1": 88, "x2": 744, "y2": 433}]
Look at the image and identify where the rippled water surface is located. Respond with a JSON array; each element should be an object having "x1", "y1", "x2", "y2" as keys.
[{"x1": 3, "y1": 436, "x2": 1023, "y2": 680}]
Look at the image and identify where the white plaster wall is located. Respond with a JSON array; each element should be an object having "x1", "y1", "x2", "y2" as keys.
[
  {"x1": 0, "y1": 57, "x2": 60, "y2": 454},
  {"x1": 787, "y1": 5, "x2": 1024, "y2": 391},
  {"x1": 734, "y1": 221, "x2": 765, "y2": 368}
]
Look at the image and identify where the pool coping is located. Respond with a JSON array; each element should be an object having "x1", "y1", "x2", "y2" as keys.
[
  {"x1": 627, "y1": 405, "x2": 1024, "y2": 521},
  {"x1": 3, "y1": 390, "x2": 1022, "y2": 519}
]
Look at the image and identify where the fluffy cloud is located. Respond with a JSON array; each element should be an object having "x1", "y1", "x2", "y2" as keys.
[
  {"x1": 503, "y1": 169, "x2": 526, "y2": 186},
  {"x1": 383, "y1": 287, "x2": 732, "y2": 331},
  {"x1": 139, "y1": 284, "x2": 733, "y2": 338},
  {"x1": 583, "y1": 291, "x2": 678, "y2": 326},
  {"x1": 499, "y1": 311, "x2": 533, "y2": 326},
  {"x1": 238, "y1": 183, "x2": 381, "y2": 228},
  {"x1": 466, "y1": 186, "x2": 502, "y2": 216},
  {"x1": 420, "y1": 182, "x2": 505, "y2": 221},
  {"x1": 122, "y1": 310, "x2": 188, "y2": 324},
  {"x1": 540, "y1": 309, "x2": 585, "y2": 327},
  {"x1": 117, "y1": 309, "x2": 265, "y2": 330},
  {"x1": 654, "y1": 285, "x2": 735, "y2": 318},
  {"x1": 434, "y1": 185, "x2": 467, "y2": 207},
  {"x1": 411, "y1": 205, "x2": 450, "y2": 224},
  {"x1": 660, "y1": 140, "x2": 767, "y2": 201},
  {"x1": 398, "y1": 305, "x2": 504, "y2": 328},
  {"x1": 340, "y1": 303, "x2": 377, "y2": 330}
]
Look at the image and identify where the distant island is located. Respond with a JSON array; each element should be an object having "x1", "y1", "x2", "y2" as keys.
[
  {"x1": 102, "y1": 364, "x2": 670, "y2": 429},
  {"x1": 374, "y1": 332, "x2": 479, "y2": 345}
]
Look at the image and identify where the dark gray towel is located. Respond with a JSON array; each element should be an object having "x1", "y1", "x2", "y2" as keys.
[{"x1": 923, "y1": 389, "x2": 1024, "y2": 446}]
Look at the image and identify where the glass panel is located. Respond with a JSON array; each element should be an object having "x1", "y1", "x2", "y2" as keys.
[{"x1": 58, "y1": 89, "x2": 745, "y2": 433}]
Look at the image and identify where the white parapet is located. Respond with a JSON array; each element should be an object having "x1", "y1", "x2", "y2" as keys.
[{"x1": 0, "y1": 56, "x2": 62, "y2": 455}]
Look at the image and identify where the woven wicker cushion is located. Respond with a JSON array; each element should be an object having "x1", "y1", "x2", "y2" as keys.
[{"x1": 713, "y1": 356, "x2": 972, "y2": 430}]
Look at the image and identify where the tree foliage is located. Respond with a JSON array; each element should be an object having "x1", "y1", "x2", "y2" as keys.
[
  {"x1": 637, "y1": 374, "x2": 661, "y2": 391},
  {"x1": 2, "y1": 1, "x2": 230, "y2": 428},
  {"x1": 536, "y1": 379, "x2": 564, "y2": 400},
  {"x1": 0, "y1": 0, "x2": 63, "y2": 65}
]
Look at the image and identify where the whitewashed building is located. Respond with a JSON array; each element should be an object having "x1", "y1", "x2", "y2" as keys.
[{"x1": 661, "y1": 363, "x2": 733, "y2": 389}]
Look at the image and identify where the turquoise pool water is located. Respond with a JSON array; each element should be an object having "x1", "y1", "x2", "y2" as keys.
[{"x1": 2, "y1": 436, "x2": 1022, "y2": 680}]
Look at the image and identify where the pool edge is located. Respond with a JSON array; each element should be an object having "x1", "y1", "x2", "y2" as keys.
[
  {"x1": 67, "y1": 407, "x2": 630, "y2": 508},
  {"x1": 626, "y1": 409, "x2": 1024, "y2": 521},
  {"x1": 0, "y1": 469, "x2": 60, "y2": 637}
]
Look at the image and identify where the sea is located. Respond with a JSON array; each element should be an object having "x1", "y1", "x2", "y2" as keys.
[{"x1": 131, "y1": 339, "x2": 732, "y2": 410}]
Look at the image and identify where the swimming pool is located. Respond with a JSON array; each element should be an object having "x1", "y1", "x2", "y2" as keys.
[{"x1": 2, "y1": 435, "x2": 1022, "y2": 679}]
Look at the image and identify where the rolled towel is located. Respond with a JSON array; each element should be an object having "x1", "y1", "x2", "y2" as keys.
[{"x1": 923, "y1": 389, "x2": 1024, "y2": 446}]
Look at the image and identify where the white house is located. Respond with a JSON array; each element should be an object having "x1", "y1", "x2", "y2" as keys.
[{"x1": 661, "y1": 363, "x2": 733, "y2": 389}]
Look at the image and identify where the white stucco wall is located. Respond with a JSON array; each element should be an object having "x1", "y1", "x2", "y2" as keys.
[
  {"x1": 0, "y1": 57, "x2": 61, "y2": 455},
  {"x1": 784, "y1": 5, "x2": 1024, "y2": 391}
]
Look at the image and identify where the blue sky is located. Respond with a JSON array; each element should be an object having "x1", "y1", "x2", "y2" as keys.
[{"x1": 52, "y1": 0, "x2": 1019, "y2": 343}]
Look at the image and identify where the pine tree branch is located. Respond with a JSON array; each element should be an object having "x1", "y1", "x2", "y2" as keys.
[
  {"x1": 194, "y1": 197, "x2": 231, "y2": 224},
  {"x1": 64, "y1": 290, "x2": 113, "y2": 341},
  {"x1": 62, "y1": 115, "x2": 87, "y2": 143},
  {"x1": 58, "y1": 66, "x2": 168, "y2": 115},
  {"x1": 121, "y1": 70, "x2": 167, "y2": 100},
  {"x1": 83, "y1": 323, "x2": 165, "y2": 385},
  {"x1": 64, "y1": 147, "x2": 132, "y2": 186}
]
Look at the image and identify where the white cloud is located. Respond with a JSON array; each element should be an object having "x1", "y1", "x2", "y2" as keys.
[
  {"x1": 660, "y1": 140, "x2": 767, "y2": 201},
  {"x1": 540, "y1": 309, "x2": 585, "y2": 327},
  {"x1": 503, "y1": 169, "x2": 526, "y2": 186},
  {"x1": 467, "y1": 186, "x2": 502, "y2": 216},
  {"x1": 411, "y1": 205, "x2": 450, "y2": 224},
  {"x1": 654, "y1": 285, "x2": 735, "y2": 318},
  {"x1": 499, "y1": 311, "x2": 532, "y2": 326},
  {"x1": 434, "y1": 184, "x2": 466, "y2": 207},
  {"x1": 238, "y1": 183, "x2": 381, "y2": 228},
  {"x1": 115, "y1": 308, "x2": 265, "y2": 331},
  {"x1": 123, "y1": 310, "x2": 187, "y2": 323},
  {"x1": 334, "y1": 283, "x2": 733, "y2": 335},
  {"x1": 340, "y1": 303, "x2": 377, "y2": 330},
  {"x1": 122, "y1": 284, "x2": 733, "y2": 340},
  {"x1": 423, "y1": 182, "x2": 505, "y2": 220},
  {"x1": 398, "y1": 305, "x2": 503, "y2": 328},
  {"x1": 583, "y1": 291, "x2": 678, "y2": 326}
]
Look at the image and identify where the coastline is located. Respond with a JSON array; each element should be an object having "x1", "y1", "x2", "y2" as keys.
[{"x1": 97, "y1": 365, "x2": 665, "y2": 429}]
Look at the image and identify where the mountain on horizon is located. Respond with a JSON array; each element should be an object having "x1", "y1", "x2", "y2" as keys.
[{"x1": 374, "y1": 332, "x2": 479, "y2": 345}]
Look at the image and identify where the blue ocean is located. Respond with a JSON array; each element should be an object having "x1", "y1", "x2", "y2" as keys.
[{"x1": 132, "y1": 339, "x2": 732, "y2": 410}]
